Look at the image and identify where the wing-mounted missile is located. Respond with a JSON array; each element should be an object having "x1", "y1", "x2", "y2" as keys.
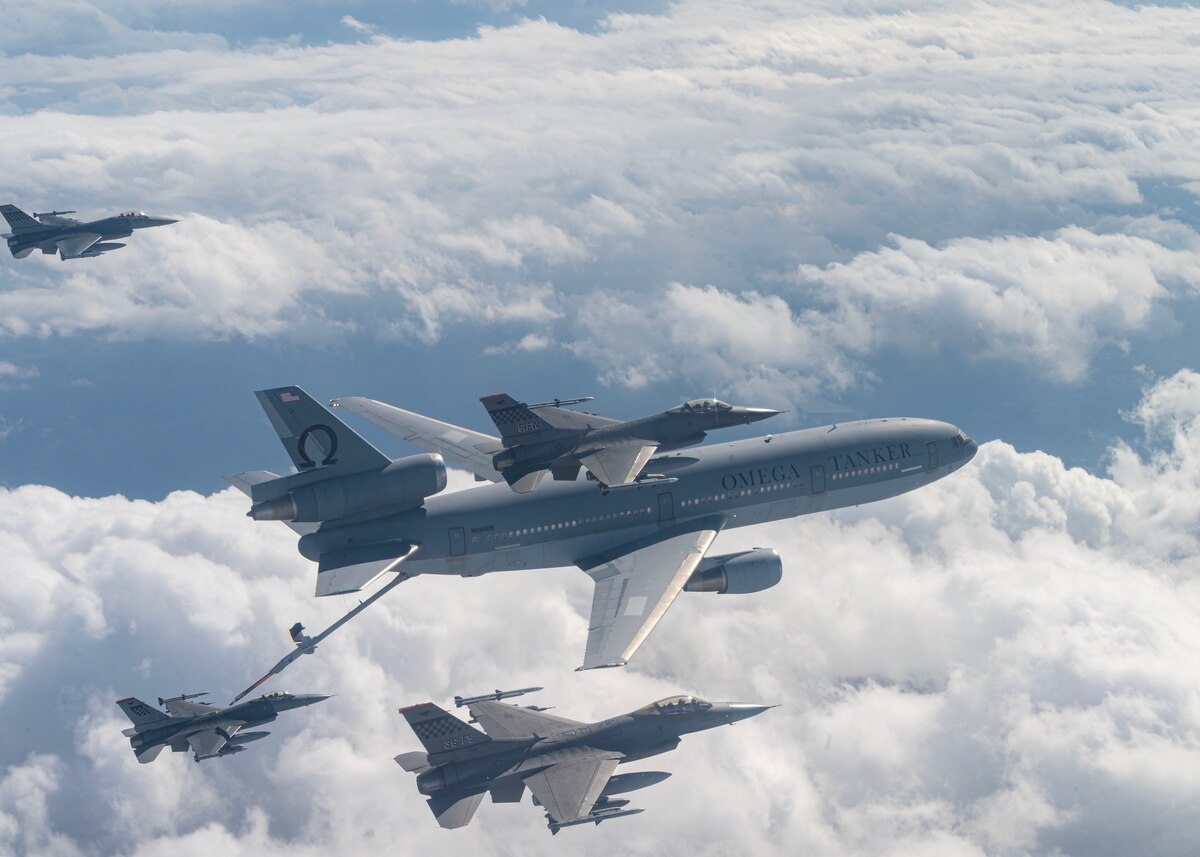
[
  {"x1": 547, "y1": 806, "x2": 644, "y2": 835},
  {"x1": 158, "y1": 691, "x2": 209, "y2": 706},
  {"x1": 526, "y1": 396, "x2": 594, "y2": 410},
  {"x1": 226, "y1": 731, "x2": 271, "y2": 747},
  {"x1": 33, "y1": 211, "x2": 81, "y2": 227},
  {"x1": 453, "y1": 686, "x2": 544, "y2": 708}
]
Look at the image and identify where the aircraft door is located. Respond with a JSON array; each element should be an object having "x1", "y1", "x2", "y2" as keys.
[
  {"x1": 449, "y1": 527, "x2": 466, "y2": 556},
  {"x1": 926, "y1": 441, "x2": 939, "y2": 471},
  {"x1": 657, "y1": 492, "x2": 674, "y2": 523},
  {"x1": 809, "y1": 465, "x2": 826, "y2": 494}
]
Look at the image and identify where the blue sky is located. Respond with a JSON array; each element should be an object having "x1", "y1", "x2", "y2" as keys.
[{"x1": 2, "y1": 2, "x2": 1200, "y2": 856}]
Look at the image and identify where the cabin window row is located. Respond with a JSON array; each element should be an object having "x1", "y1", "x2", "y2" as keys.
[
  {"x1": 679, "y1": 481, "x2": 795, "y2": 507},
  {"x1": 483, "y1": 506, "x2": 655, "y2": 542},
  {"x1": 830, "y1": 462, "x2": 901, "y2": 480}
]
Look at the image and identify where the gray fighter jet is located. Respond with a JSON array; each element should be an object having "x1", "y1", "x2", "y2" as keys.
[
  {"x1": 395, "y1": 690, "x2": 772, "y2": 833},
  {"x1": 471, "y1": 394, "x2": 781, "y2": 492},
  {"x1": 229, "y1": 386, "x2": 976, "y2": 669},
  {"x1": 116, "y1": 690, "x2": 330, "y2": 763},
  {"x1": 2, "y1": 204, "x2": 177, "y2": 260}
]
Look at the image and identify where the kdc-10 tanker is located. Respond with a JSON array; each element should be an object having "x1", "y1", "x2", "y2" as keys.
[{"x1": 228, "y1": 387, "x2": 976, "y2": 670}]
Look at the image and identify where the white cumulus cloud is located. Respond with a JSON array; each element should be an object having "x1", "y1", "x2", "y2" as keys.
[{"x1": 1, "y1": 369, "x2": 1198, "y2": 855}]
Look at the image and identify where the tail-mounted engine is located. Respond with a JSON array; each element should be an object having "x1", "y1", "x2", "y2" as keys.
[
  {"x1": 249, "y1": 453, "x2": 447, "y2": 523},
  {"x1": 684, "y1": 548, "x2": 782, "y2": 594}
]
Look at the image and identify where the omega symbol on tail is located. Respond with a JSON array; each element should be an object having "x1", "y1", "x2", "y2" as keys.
[{"x1": 296, "y1": 424, "x2": 339, "y2": 468}]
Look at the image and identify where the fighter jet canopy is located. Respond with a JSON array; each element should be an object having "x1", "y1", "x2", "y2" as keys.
[
  {"x1": 259, "y1": 690, "x2": 293, "y2": 701},
  {"x1": 118, "y1": 211, "x2": 147, "y2": 217},
  {"x1": 635, "y1": 695, "x2": 713, "y2": 715},
  {"x1": 678, "y1": 398, "x2": 732, "y2": 412}
]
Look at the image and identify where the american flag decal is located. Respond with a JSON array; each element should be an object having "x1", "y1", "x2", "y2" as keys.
[{"x1": 280, "y1": 391, "x2": 300, "y2": 403}]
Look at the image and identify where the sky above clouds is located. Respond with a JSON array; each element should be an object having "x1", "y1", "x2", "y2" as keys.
[{"x1": 2, "y1": 1, "x2": 1199, "y2": 855}]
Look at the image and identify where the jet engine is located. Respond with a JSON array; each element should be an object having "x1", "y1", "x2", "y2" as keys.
[
  {"x1": 249, "y1": 453, "x2": 446, "y2": 523},
  {"x1": 684, "y1": 548, "x2": 782, "y2": 594}
]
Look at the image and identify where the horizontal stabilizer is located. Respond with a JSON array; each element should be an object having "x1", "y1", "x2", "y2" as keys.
[
  {"x1": 394, "y1": 751, "x2": 430, "y2": 772},
  {"x1": 427, "y1": 792, "x2": 485, "y2": 829},
  {"x1": 134, "y1": 743, "x2": 166, "y2": 764},
  {"x1": 332, "y1": 396, "x2": 504, "y2": 483},
  {"x1": 314, "y1": 543, "x2": 410, "y2": 597}
]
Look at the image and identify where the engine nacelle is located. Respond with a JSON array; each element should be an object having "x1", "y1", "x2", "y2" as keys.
[
  {"x1": 684, "y1": 548, "x2": 782, "y2": 594},
  {"x1": 250, "y1": 454, "x2": 446, "y2": 523}
]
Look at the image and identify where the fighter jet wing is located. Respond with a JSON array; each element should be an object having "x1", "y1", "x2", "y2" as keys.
[
  {"x1": 186, "y1": 728, "x2": 230, "y2": 759},
  {"x1": 468, "y1": 700, "x2": 583, "y2": 739},
  {"x1": 522, "y1": 755, "x2": 621, "y2": 824},
  {"x1": 577, "y1": 520, "x2": 724, "y2": 670},
  {"x1": 577, "y1": 442, "x2": 658, "y2": 487},
  {"x1": 332, "y1": 396, "x2": 503, "y2": 483},
  {"x1": 55, "y1": 232, "x2": 101, "y2": 258}
]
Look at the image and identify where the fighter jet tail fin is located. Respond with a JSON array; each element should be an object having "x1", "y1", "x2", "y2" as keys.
[
  {"x1": 400, "y1": 702, "x2": 490, "y2": 756},
  {"x1": 479, "y1": 394, "x2": 556, "y2": 444},
  {"x1": 254, "y1": 386, "x2": 390, "y2": 475},
  {"x1": 116, "y1": 697, "x2": 169, "y2": 729},
  {"x1": 0, "y1": 204, "x2": 45, "y2": 235}
]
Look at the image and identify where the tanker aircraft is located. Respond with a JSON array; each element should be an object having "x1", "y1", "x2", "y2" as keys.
[
  {"x1": 228, "y1": 386, "x2": 977, "y2": 670},
  {"x1": 396, "y1": 689, "x2": 772, "y2": 833},
  {"x1": 2, "y1": 204, "x2": 177, "y2": 260}
]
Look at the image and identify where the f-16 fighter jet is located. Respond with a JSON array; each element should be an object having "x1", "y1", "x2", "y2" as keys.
[
  {"x1": 116, "y1": 690, "x2": 330, "y2": 763},
  {"x1": 469, "y1": 394, "x2": 782, "y2": 492},
  {"x1": 229, "y1": 385, "x2": 976, "y2": 669},
  {"x1": 395, "y1": 691, "x2": 773, "y2": 834},
  {"x1": 1, "y1": 204, "x2": 177, "y2": 260}
]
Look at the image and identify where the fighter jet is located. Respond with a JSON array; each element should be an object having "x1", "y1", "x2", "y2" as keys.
[
  {"x1": 116, "y1": 690, "x2": 330, "y2": 763},
  {"x1": 395, "y1": 690, "x2": 772, "y2": 833},
  {"x1": 228, "y1": 386, "x2": 977, "y2": 669},
  {"x1": 1, "y1": 204, "x2": 177, "y2": 260},
  {"x1": 467, "y1": 394, "x2": 781, "y2": 492}
]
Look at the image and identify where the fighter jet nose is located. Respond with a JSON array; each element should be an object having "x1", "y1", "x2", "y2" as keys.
[
  {"x1": 736, "y1": 408, "x2": 784, "y2": 423},
  {"x1": 722, "y1": 703, "x2": 776, "y2": 722},
  {"x1": 298, "y1": 694, "x2": 334, "y2": 707}
]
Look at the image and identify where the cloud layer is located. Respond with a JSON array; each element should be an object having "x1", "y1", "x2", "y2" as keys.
[
  {"x1": 2, "y1": 369, "x2": 1198, "y2": 855},
  {"x1": 3, "y1": 1, "x2": 1200, "y2": 402}
]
